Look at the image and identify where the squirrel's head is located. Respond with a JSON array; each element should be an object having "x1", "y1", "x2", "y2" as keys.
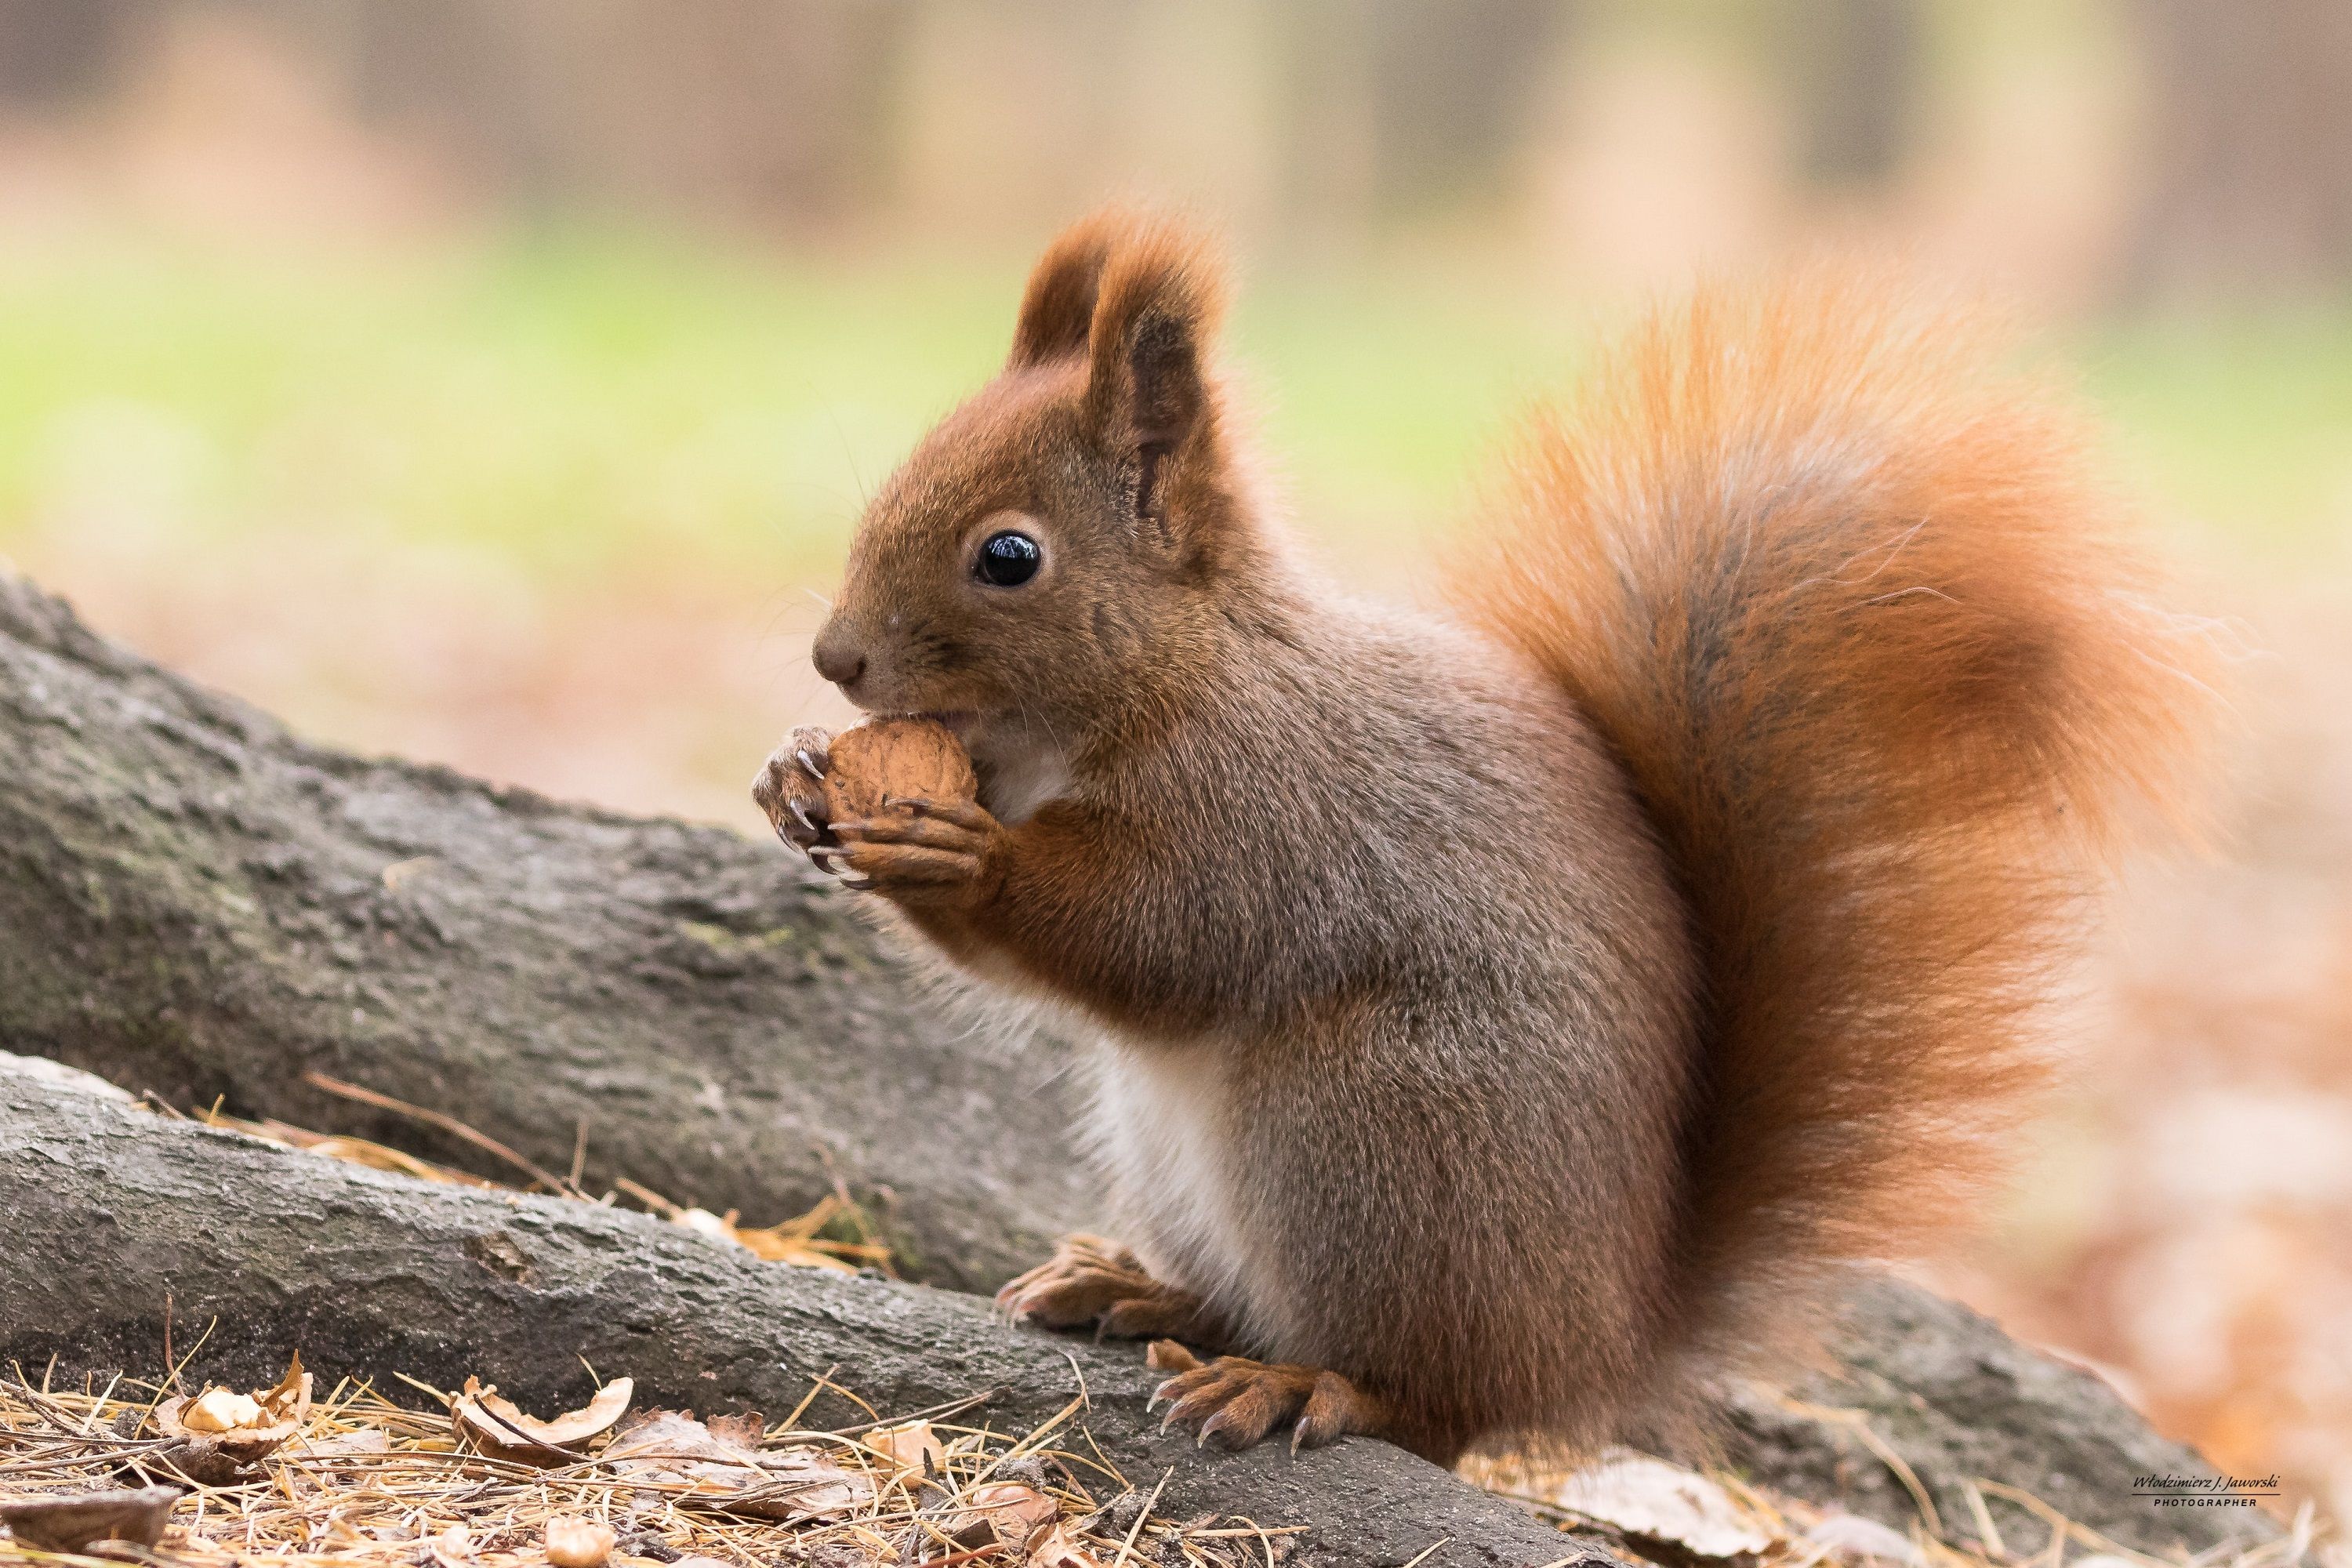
[{"x1": 811, "y1": 210, "x2": 1271, "y2": 786}]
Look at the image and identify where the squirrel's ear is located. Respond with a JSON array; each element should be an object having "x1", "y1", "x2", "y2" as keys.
[
  {"x1": 1080, "y1": 220, "x2": 1225, "y2": 482},
  {"x1": 1007, "y1": 216, "x2": 1120, "y2": 369}
]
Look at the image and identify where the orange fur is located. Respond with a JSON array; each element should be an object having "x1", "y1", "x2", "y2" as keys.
[{"x1": 1451, "y1": 270, "x2": 2216, "y2": 1426}]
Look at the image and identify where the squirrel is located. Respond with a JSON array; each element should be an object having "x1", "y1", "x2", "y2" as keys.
[{"x1": 752, "y1": 209, "x2": 2212, "y2": 1465}]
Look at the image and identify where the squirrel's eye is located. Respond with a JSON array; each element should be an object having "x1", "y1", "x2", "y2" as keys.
[{"x1": 973, "y1": 529, "x2": 1043, "y2": 588}]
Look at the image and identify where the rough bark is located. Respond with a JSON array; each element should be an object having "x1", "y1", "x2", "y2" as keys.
[
  {"x1": 1726, "y1": 1281, "x2": 2279, "y2": 1559},
  {"x1": 0, "y1": 1052, "x2": 1598, "y2": 1568},
  {"x1": 0, "y1": 570, "x2": 2274, "y2": 1557},
  {"x1": 0, "y1": 564, "x2": 1083, "y2": 1292}
]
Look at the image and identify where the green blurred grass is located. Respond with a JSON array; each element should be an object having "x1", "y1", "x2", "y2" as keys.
[{"x1": 0, "y1": 232, "x2": 2343, "y2": 592}]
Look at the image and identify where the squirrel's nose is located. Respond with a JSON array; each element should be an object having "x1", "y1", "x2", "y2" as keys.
[{"x1": 811, "y1": 629, "x2": 866, "y2": 690}]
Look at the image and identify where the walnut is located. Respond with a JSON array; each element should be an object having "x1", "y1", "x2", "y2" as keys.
[{"x1": 822, "y1": 717, "x2": 978, "y2": 821}]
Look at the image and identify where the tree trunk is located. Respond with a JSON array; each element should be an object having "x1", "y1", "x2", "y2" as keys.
[{"x1": 0, "y1": 568, "x2": 2271, "y2": 1559}]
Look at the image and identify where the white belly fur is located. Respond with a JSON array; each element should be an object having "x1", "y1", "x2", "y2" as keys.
[{"x1": 1080, "y1": 1040, "x2": 1293, "y2": 1353}]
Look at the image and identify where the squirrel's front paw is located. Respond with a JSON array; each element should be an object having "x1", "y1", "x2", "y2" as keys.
[
  {"x1": 820, "y1": 794, "x2": 1003, "y2": 906},
  {"x1": 753, "y1": 726, "x2": 836, "y2": 852}
]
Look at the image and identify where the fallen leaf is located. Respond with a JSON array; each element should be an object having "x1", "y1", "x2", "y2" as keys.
[
  {"x1": 866, "y1": 1419, "x2": 946, "y2": 1478},
  {"x1": 154, "y1": 1351, "x2": 314, "y2": 1465},
  {"x1": 1546, "y1": 1450, "x2": 1775, "y2": 1558},
  {"x1": 677, "y1": 1207, "x2": 859, "y2": 1274},
  {"x1": 946, "y1": 1482, "x2": 1059, "y2": 1553},
  {"x1": 706, "y1": 1410, "x2": 768, "y2": 1450},
  {"x1": 288, "y1": 1425, "x2": 390, "y2": 1483},
  {"x1": 1027, "y1": 1521, "x2": 1103, "y2": 1568},
  {"x1": 604, "y1": 1408, "x2": 869, "y2": 1523},
  {"x1": 296, "y1": 1426, "x2": 391, "y2": 1460},
  {"x1": 453, "y1": 1376, "x2": 633, "y2": 1465},
  {"x1": 546, "y1": 1515, "x2": 619, "y2": 1568},
  {"x1": 0, "y1": 1486, "x2": 178, "y2": 1554},
  {"x1": 252, "y1": 1349, "x2": 312, "y2": 1421},
  {"x1": 306, "y1": 1134, "x2": 483, "y2": 1184}
]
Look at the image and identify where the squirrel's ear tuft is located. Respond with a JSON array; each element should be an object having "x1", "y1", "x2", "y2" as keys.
[
  {"x1": 1080, "y1": 216, "x2": 1227, "y2": 460},
  {"x1": 1007, "y1": 212, "x2": 1126, "y2": 369}
]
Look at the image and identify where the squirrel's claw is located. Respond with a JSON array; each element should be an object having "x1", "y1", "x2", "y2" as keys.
[
  {"x1": 1148, "y1": 1356, "x2": 1387, "y2": 1455},
  {"x1": 811, "y1": 800, "x2": 1004, "y2": 906},
  {"x1": 808, "y1": 846, "x2": 877, "y2": 890},
  {"x1": 753, "y1": 726, "x2": 834, "y2": 851}
]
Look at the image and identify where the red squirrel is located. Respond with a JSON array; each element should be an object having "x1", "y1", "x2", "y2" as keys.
[{"x1": 752, "y1": 209, "x2": 2211, "y2": 1465}]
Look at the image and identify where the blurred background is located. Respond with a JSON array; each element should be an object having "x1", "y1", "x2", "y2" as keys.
[{"x1": 0, "y1": 0, "x2": 2345, "y2": 1520}]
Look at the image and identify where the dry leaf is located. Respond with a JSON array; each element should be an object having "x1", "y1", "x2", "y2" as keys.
[
  {"x1": 453, "y1": 1376, "x2": 633, "y2": 1465},
  {"x1": 154, "y1": 1351, "x2": 314, "y2": 1465},
  {"x1": 1547, "y1": 1450, "x2": 1775, "y2": 1558},
  {"x1": 0, "y1": 1486, "x2": 178, "y2": 1554},
  {"x1": 254, "y1": 1352, "x2": 313, "y2": 1420},
  {"x1": 296, "y1": 1427, "x2": 391, "y2": 1460},
  {"x1": 304, "y1": 1134, "x2": 481, "y2": 1184},
  {"x1": 728, "y1": 1225, "x2": 861, "y2": 1272},
  {"x1": 546, "y1": 1515, "x2": 619, "y2": 1568},
  {"x1": 604, "y1": 1408, "x2": 869, "y2": 1523},
  {"x1": 865, "y1": 1419, "x2": 946, "y2": 1478},
  {"x1": 677, "y1": 1207, "x2": 860, "y2": 1274},
  {"x1": 1027, "y1": 1522, "x2": 1102, "y2": 1568},
  {"x1": 946, "y1": 1482, "x2": 1058, "y2": 1553}
]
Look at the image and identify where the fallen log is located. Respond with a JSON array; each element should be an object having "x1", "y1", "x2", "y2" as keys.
[
  {"x1": 0, "y1": 565, "x2": 1080, "y2": 1292},
  {"x1": 0, "y1": 570, "x2": 2274, "y2": 1558},
  {"x1": 0, "y1": 1052, "x2": 1598, "y2": 1568}
]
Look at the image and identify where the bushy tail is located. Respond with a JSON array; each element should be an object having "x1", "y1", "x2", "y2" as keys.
[{"x1": 1452, "y1": 270, "x2": 2216, "y2": 1425}]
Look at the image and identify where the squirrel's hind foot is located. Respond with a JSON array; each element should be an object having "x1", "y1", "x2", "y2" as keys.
[
  {"x1": 996, "y1": 1234, "x2": 1224, "y2": 1344},
  {"x1": 1145, "y1": 1342, "x2": 1388, "y2": 1454}
]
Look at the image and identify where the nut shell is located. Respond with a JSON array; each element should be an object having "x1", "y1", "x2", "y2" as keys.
[
  {"x1": 546, "y1": 1516, "x2": 618, "y2": 1568},
  {"x1": 822, "y1": 717, "x2": 978, "y2": 820}
]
